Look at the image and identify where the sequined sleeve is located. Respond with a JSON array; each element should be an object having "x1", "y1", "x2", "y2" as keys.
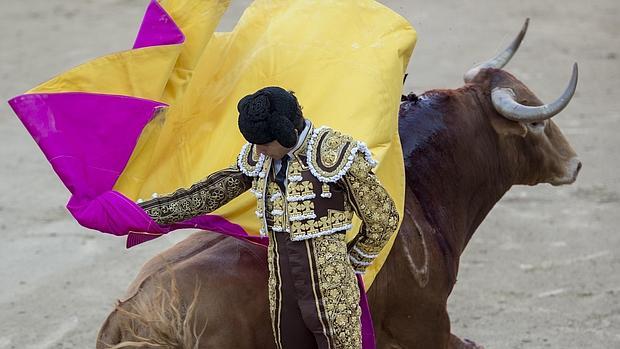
[
  {"x1": 138, "y1": 164, "x2": 253, "y2": 225},
  {"x1": 340, "y1": 153, "x2": 400, "y2": 273}
]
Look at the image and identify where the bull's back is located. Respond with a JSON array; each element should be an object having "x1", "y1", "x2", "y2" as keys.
[{"x1": 97, "y1": 232, "x2": 275, "y2": 349}]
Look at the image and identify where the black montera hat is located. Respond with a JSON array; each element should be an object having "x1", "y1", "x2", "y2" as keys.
[{"x1": 237, "y1": 86, "x2": 302, "y2": 148}]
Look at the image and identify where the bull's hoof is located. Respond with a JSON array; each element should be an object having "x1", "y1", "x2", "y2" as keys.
[
  {"x1": 463, "y1": 339, "x2": 484, "y2": 349},
  {"x1": 449, "y1": 334, "x2": 484, "y2": 349}
]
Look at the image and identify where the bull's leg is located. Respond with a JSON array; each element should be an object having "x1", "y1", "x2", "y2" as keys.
[
  {"x1": 373, "y1": 305, "x2": 484, "y2": 349},
  {"x1": 369, "y1": 226, "x2": 455, "y2": 348},
  {"x1": 371, "y1": 295, "x2": 452, "y2": 349},
  {"x1": 449, "y1": 334, "x2": 485, "y2": 349},
  {"x1": 96, "y1": 307, "x2": 124, "y2": 349}
]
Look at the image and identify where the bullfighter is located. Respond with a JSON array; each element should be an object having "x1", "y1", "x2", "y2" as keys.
[{"x1": 138, "y1": 86, "x2": 399, "y2": 349}]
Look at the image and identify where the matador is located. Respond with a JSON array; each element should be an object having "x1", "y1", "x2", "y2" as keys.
[{"x1": 138, "y1": 86, "x2": 399, "y2": 349}]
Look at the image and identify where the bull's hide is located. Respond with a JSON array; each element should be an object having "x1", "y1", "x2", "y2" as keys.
[{"x1": 8, "y1": 0, "x2": 417, "y2": 288}]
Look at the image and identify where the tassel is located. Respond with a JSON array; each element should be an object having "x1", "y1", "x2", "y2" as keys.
[{"x1": 321, "y1": 183, "x2": 332, "y2": 198}]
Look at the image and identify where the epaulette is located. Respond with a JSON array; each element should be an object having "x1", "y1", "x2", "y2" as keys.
[
  {"x1": 237, "y1": 142, "x2": 266, "y2": 177},
  {"x1": 306, "y1": 126, "x2": 377, "y2": 182}
]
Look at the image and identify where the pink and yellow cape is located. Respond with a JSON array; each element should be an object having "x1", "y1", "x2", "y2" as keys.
[{"x1": 8, "y1": 1, "x2": 416, "y2": 346}]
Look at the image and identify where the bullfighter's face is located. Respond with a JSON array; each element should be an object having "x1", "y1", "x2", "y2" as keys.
[{"x1": 255, "y1": 139, "x2": 293, "y2": 160}]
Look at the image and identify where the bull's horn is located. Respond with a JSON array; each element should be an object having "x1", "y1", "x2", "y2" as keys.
[
  {"x1": 491, "y1": 63, "x2": 579, "y2": 122},
  {"x1": 463, "y1": 18, "x2": 529, "y2": 82}
]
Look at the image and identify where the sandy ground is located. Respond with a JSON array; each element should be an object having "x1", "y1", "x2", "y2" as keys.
[{"x1": 1, "y1": 0, "x2": 619, "y2": 348}]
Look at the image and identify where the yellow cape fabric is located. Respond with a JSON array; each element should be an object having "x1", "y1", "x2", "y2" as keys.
[{"x1": 33, "y1": 0, "x2": 417, "y2": 288}]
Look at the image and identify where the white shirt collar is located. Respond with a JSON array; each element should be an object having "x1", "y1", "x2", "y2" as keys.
[{"x1": 287, "y1": 119, "x2": 311, "y2": 156}]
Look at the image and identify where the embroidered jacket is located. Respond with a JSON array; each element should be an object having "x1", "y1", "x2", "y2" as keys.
[{"x1": 139, "y1": 122, "x2": 399, "y2": 273}]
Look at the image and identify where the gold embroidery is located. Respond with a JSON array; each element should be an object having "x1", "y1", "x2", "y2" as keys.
[
  {"x1": 265, "y1": 181, "x2": 285, "y2": 232},
  {"x1": 255, "y1": 177, "x2": 267, "y2": 196},
  {"x1": 266, "y1": 230, "x2": 283, "y2": 348},
  {"x1": 139, "y1": 165, "x2": 252, "y2": 225},
  {"x1": 320, "y1": 130, "x2": 350, "y2": 167},
  {"x1": 316, "y1": 216, "x2": 331, "y2": 231},
  {"x1": 266, "y1": 183, "x2": 280, "y2": 203},
  {"x1": 272, "y1": 215, "x2": 286, "y2": 232},
  {"x1": 321, "y1": 183, "x2": 331, "y2": 198},
  {"x1": 254, "y1": 177, "x2": 266, "y2": 231},
  {"x1": 328, "y1": 209, "x2": 353, "y2": 230},
  {"x1": 312, "y1": 233, "x2": 362, "y2": 348},
  {"x1": 289, "y1": 209, "x2": 353, "y2": 241},
  {"x1": 341, "y1": 152, "x2": 400, "y2": 271},
  {"x1": 288, "y1": 160, "x2": 304, "y2": 178},
  {"x1": 251, "y1": 157, "x2": 272, "y2": 236},
  {"x1": 290, "y1": 221, "x2": 304, "y2": 234},
  {"x1": 288, "y1": 201, "x2": 315, "y2": 217},
  {"x1": 308, "y1": 127, "x2": 357, "y2": 182},
  {"x1": 237, "y1": 143, "x2": 266, "y2": 177},
  {"x1": 273, "y1": 197, "x2": 284, "y2": 212},
  {"x1": 287, "y1": 180, "x2": 314, "y2": 197},
  {"x1": 304, "y1": 219, "x2": 319, "y2": 236}
]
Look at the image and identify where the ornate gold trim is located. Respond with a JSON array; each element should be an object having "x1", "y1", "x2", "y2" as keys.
[
  {"x1": 306, "y1": 127, "x2": 377, "y2": 183},
  {"x1": 237, "y1": 142, "x2": 266, "y2": 177}
]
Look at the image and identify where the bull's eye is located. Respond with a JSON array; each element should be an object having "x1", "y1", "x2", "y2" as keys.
[{"x1": 527, "y1": 120, "x2": 546, "y2": 132}]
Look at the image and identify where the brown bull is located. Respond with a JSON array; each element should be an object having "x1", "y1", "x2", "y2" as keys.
[{"x1": 97, "y1": 20, "x2": 581, "y2": 349}]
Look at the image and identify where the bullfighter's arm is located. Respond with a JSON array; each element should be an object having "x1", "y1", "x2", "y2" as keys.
[
  {"x1": 138, "y1": 163, "x2": 253, "y2": 225},
  {"x1": 340, "y1": 152, "x2": 400, "y2": 274}
]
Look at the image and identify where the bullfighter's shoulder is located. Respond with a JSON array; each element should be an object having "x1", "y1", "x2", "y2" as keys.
[
  {"x1": 307, "y1": 126, "x2": 377, "y2": 182},
  {"x1": 237, "y1": 142, "x2": 266, "y2": 177}
]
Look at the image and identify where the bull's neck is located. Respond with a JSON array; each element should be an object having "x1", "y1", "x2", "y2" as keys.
[{"x1": 400, "y1": 89, "x2": 512, "y2": 258}]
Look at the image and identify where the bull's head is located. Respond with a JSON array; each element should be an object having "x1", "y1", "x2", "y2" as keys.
[{"x1": 464, "y1": 19, "x2": 581, "y2": 186}]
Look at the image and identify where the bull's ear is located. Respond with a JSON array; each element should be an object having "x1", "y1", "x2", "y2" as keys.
[{"x1": 490, "y1": 115, "x2": 528, "y2": 137}]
